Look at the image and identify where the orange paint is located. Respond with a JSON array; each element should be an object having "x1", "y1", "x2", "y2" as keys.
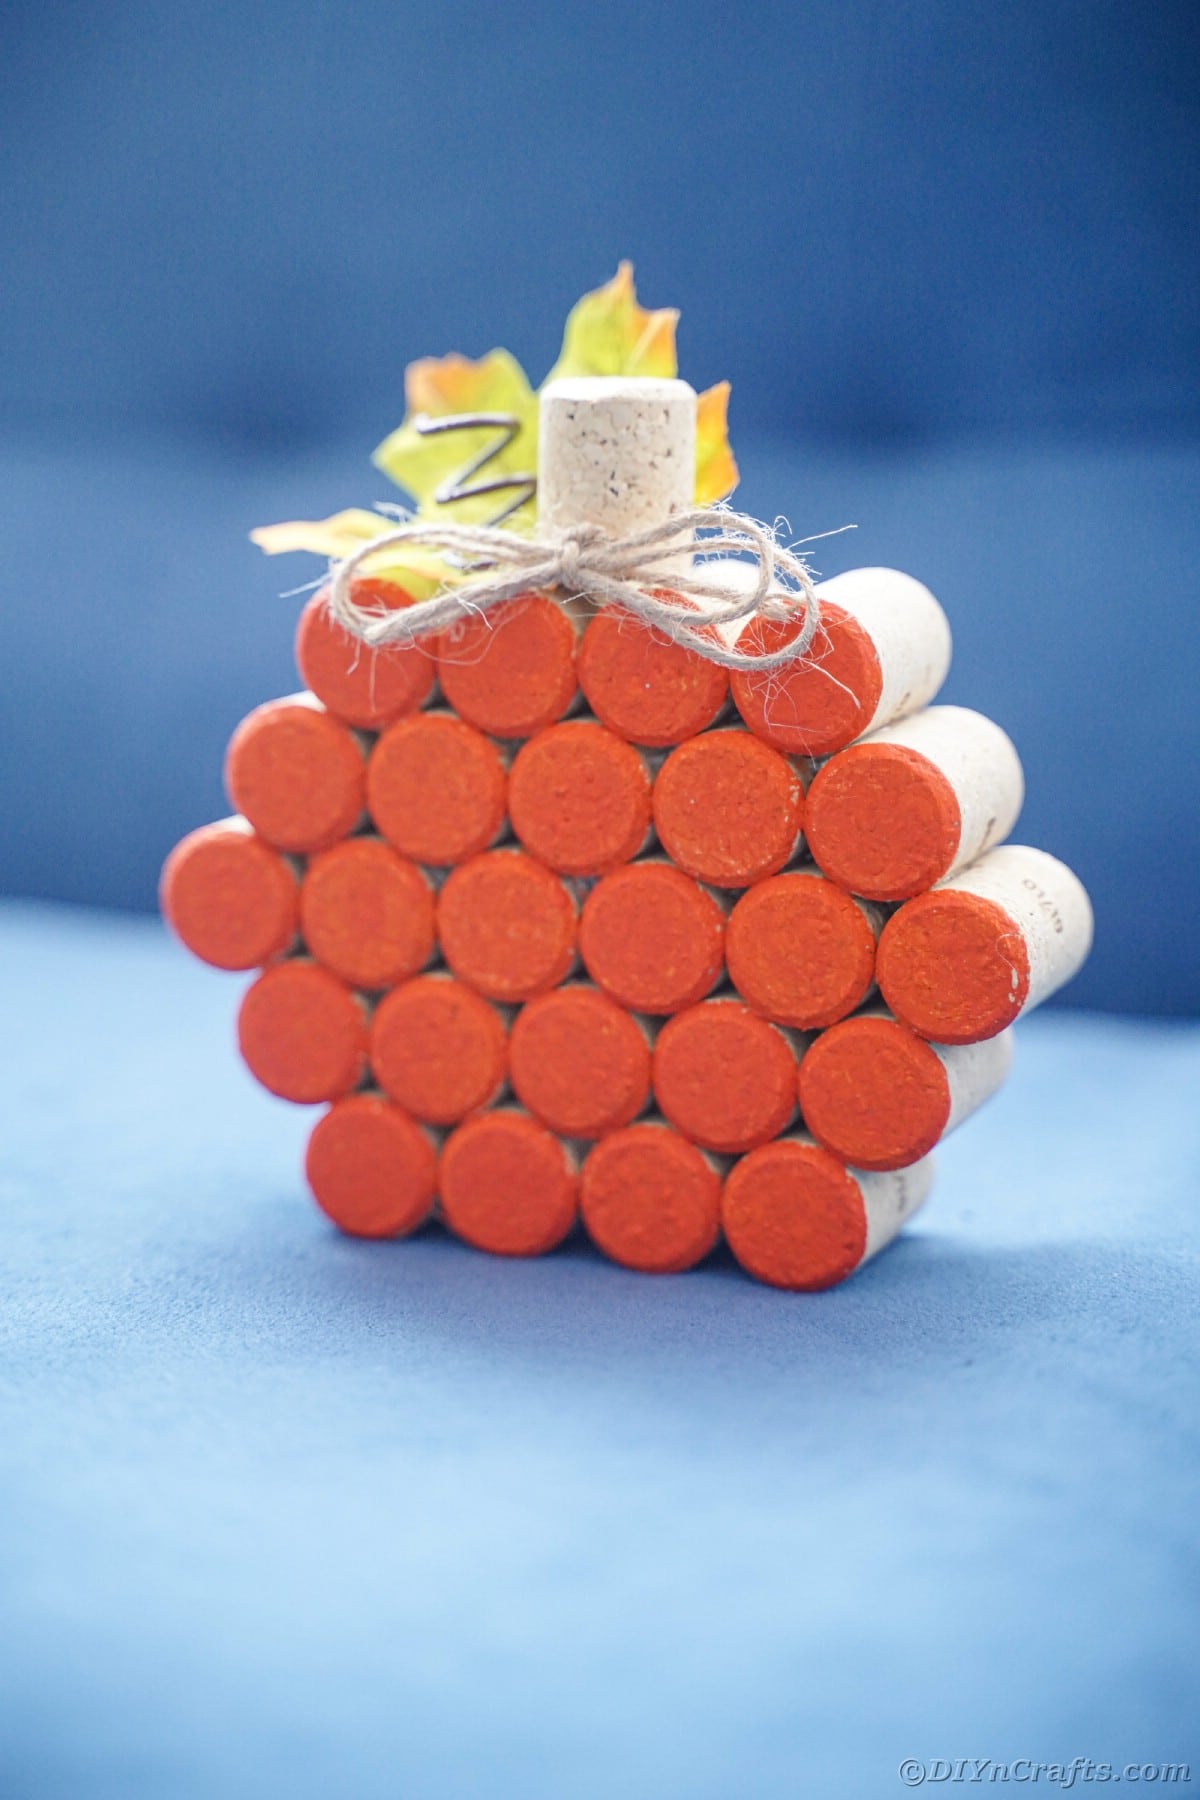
[
  {"x1": 652, "y1": 998, "x2": 799, "y2": 1154},
  {"x1": 806, "y1": 742, "x2": 962, "y2": 901},
  {"x1": 295, "y1": 581, "x2": 435, "y2": 730},
  {"x1": 160, "y1": 819, "x2": 298, "y2": 971},
  {"x1": 577, "y1": 604, "x2": 729, "y2": 747},
  {"x1": 300, "y1": 837, "x2": 435, "y2": 990},
  {"x1": 508, "y1": 984, "x2": 651, "y2": 1139},
  {"x1": 225, "y1": 696, "x2": 366, "y2": 853},
  {"x1": 726, "y1": 871, "x2": 878, "y2": 1029},
  {"x1": 580, "y1": 860, "x2": 726, "y2": 1014},
  {"x1": 371, "y1": 974, "x2": 508, "y2": 1125},
  {"x1": 508, "y1": 720, "x2": 652, "y2": 876},
  {"x1": 653, "y1": 729, "x2": 806, "y2": 887},
  {"x1": 437, "y1": 591, "x2": 579, "y2": 738},
  {"x1": 367, "y1": 711, "x2": 507, "y2": 866},
  {"x1": 877, "y1": 890, "x2": 1031, "y2": 1044},
  {"x1": 439, "y1": 1108, "x2": 579, "y2": 1256},
  {"x1": 237, "y1": 959, "x2": 368, "y2": 1103},
  {"x1": 305, "y1": 1092, "x2": 437, "y2": 1238},
  {"x1": 798, "y1": 1014, "x2": 951, "y2": 1170},
  {"x1": 437, "y1": 849, "x2": 578, "y2": 1002},
  {"x1": 722, "y1": 1137, "x2": 869, "y2": 1290},
  {"x1": 729, "y1": 603, "x2": 883, "y2": 757},
  {"x1": 581, "y1": 1122, "x2": 723, "y2": 1274}
]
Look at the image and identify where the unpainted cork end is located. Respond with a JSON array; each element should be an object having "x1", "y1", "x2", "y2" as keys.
[{"x1": 538, "y1": 376, "x2": 697, "y2": 535}]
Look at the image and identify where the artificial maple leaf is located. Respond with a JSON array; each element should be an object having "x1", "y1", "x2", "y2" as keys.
[
  {"x1": 253, "y1": 266, "x2": 738, "y2": 576},
  {"x1": 372, "y1": 347, "x2": 539, "y2": 533},
  {"x1": 694, "y1": 382, "x2": 738, "y2": 505},
  {"x1": 249, "y1": 509, "x2": 448, "y2": 597},
  {"x1": 544, "y1": 261, "x2": 679, "y2": 384}
]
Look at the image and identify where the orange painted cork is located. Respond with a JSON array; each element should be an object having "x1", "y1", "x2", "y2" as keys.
[
  {"x1": 722, "y1": 1135, "x2": 933, "y2": 1290},
  {"x1": 804, "y1": 706, "x2": 1024, "y2": 902},
  {"x1": 577, "y1": 604, "x2": 729, "y2": 747},
  {"x1": 237, "y1": 959, "x2": 368, "y2": 1103},
  {"x1": 725, "y1": 871, "x2": 881, "y2": 1030},
  {"x1": 807, "y1": 741, "x2": 960, "y2": 902},
  {"x1": 579, "y1": 858, "x2": 726, "y2": 1014},
  {"x1": 437, "y1": 848, "x2": 579, "y2": 1002},
  {"x1": 877, "y1": 847, "x2": 1094, "y2": 1045},
  {"x1": 295, "y1": 581, "x2": 435, "y2": 730},
  {"x1": 305, "y1": 1092, "x2": 437, "y2": 1239},
  {"x1": 730, "y1": 605, "x2": 883, "y2": 759},
  {"x1": 581, "y1": 1121, "x2": 723, "y2": 1273},
  {"x1": 508, "y1": 983, "x2": 651, "y2": 1139},
  {"x1": 799, "y1": 1015, "x2": 948, "y2": 1170},
  {"x1": 367, "y1": 710, "x2": 508, "y2": 867},
  {"x1": 439, "y1": 1107, "x2": 579, "y2": 1257},
  {"x1": 371, "y1": 974, "x2": 508, "y2": 1125},
  {"x1": 437, "y1": 592, "x2": 579, "y2": 739},
  {"x1": 729, "y1": 568, "x2": 951, "y2": 758},
  {"x1": 652, "y1": 997, "x2": 800, "y2": 1154},
  {"x1": 879, "y1": 890, "x2": 1027, "y2": 1045},
  {"x1": 160, "y1": 817, "x2": 298, "y2": 971},
  {"x1": 508, "y1": 719, "x2": 653, "y2": 876},
  {"x1": 653, "y1": 728, "x2": 808, "y2": 887},
  {"x1": 224, "y1": 694, "x2": 366, "y2": 854},
  {"x1": 798, "y1": 1011, "x2": 1015, "y2": 1170},
  {"x1": 299, "y1": 836, "x2": 436, "y2": 991}
]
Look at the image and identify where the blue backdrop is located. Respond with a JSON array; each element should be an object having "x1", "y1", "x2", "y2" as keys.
[{"x1": 2, "y1": 0, "x2": 1198, "y2": 1016}]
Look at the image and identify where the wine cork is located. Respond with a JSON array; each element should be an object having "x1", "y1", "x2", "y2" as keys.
[
  {"x1": 726, "y1": 870, "x2": 882, "y2": 1029},
  {"x1": 581, "y1": 1120, "x2": 723, "y2": 1274},
  {"x1": 224, "y1": 692, "x2": 367, "y2": 853},
  {"x1": 299, "y1": 837, "x2": 436, "y2": 991},
  {"x1": 508, "y1": 982, "x2": 652, "y2": 1139},
  {"x1": 538, "y1": 376, "x2": 696, "y2": 538},
  {"x1": 652, "y1": 997, "x2": 804, "y2": 1154},
  {"x1": 579, "y1": 858, "x2": 726, "y2": 1014},
  {"x1": 439, "y1": 1107, "x2": 579, "y2": 1257},
  {"x1": 367, "y1": 710, "x2": 508, "y2": 866},
  {"x1": 237, "y1": 959, "x2": 368, "y2": 1103},
  {"x1": 371, "y1": 973, "x2": 508, "y2": 1125},
  {"x1": 730, "y1": 567, "x2": 952, "y2": 758},
  {"x1": 722, "y1": 1136, "x2": 934, "y2": 1291},
  {"x1": 436, "y1": 593, "x2": 581, "y2": 740},
  {"x1": 437, "y1": 848, "x2": 580, "y2": 1002},
  {"x1": 508, "y1": 719, "x2": 654, "y2": 876},
  {"x1": 806, "y1": 705, "x2": 1025, "y2": 901},
  {"x1": 295, "y1": 581, "x2": 435, "y2": 730},
  {"x1": 877, "y1": 844, "x2": 1094, "y2": 1044},
  {"x1": 160, "y1": 817, "x2": 299, "y2": 971},
  {"x1": 653, "y1": 728, "x2": 810, "y2": 888},
  {"x1": 305, "y1": 1091, "x2": 438, "y2": 1239},
  {"x1": 798, "y1": 1007, "x2": 1015, "y2": 1170},
  {"x1": 577, "y1": 604, "x2": 729, "y2": 748}
]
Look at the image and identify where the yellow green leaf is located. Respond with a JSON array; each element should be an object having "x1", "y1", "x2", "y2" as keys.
[
  {"x1": 372, "y1": 348, "x2": 539, "y2": 531},
  {"x1": 249, "y1": 509, "x2": 448, "y2": 598},
  {"x1": 545, "y1": 261, "x2": 679, "y2": 385},
  {"x1": 694, "y1": 382, "x2": 738, "y2": 504}
]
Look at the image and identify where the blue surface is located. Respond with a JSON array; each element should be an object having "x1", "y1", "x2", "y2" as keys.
[{"x1": 2, "y1": 900, "x2": 1198, "y2": 1797}]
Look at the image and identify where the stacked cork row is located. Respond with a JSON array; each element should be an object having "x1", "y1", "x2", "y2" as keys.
[{"x1": 162, "y1": 549, "x2": 1092, "y2": 1290}]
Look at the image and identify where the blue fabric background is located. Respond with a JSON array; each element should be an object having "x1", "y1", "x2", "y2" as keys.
[
  {"x1": 2, "y1": 8, "x2": 1198, "y2": 1794},
  {"x1": 1, "y1": 0, "x2": 1198, "y2": 1012}
]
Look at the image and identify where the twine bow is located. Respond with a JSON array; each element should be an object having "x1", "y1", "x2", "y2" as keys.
[{"x1": 327, "y1": 506, "x2": 847, "y2": 674}]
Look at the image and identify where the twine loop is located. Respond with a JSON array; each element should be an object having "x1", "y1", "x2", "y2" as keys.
[{"x1": 326, "y1": 505, "x2": 845, "y2": 673}]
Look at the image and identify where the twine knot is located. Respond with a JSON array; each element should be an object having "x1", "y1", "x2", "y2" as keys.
[{"x1": 325, "y1": 505, "x2": 849, "y2": 674}]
